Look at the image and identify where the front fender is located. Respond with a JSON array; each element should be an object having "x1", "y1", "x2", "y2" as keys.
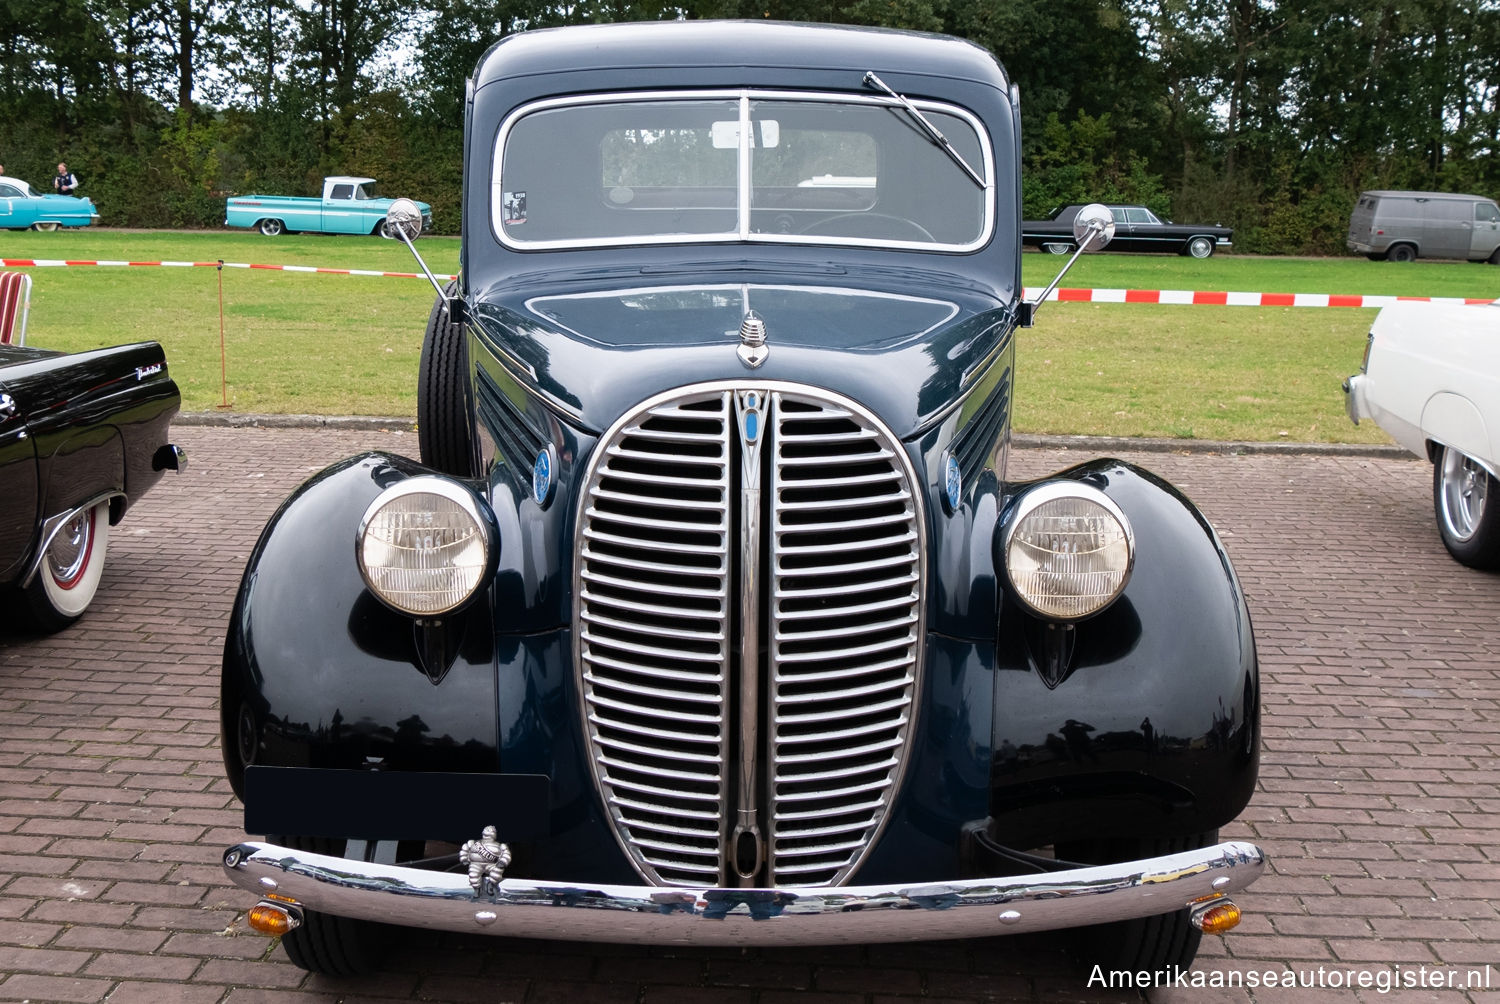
[
  {"x1": 988, "y1": 459, "x2": 1259, "y2": 848},
  {"x1": 220, "y1": 453, "x2": 503, "y2": 800}
]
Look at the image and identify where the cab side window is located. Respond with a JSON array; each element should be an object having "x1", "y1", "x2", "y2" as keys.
[
  {"x1": 1476, "y1": 203, "x2": 1500, "y2": 224},
  {"x1": 330, "y1": 184, "x2": 354, "y2": 200},
  {"x1": 0, "y1": 184, "x2": 22, "y2": 198}
]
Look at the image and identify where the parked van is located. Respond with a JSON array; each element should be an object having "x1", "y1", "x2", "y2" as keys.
[{"x1": 1347, "y1": 190, "x2": 1500, "y2": 263}]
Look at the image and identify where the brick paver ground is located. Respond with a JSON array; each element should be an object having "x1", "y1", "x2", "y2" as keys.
[{"x1": 1, "y1": 426, "x2": 1497, "y2": 1002}]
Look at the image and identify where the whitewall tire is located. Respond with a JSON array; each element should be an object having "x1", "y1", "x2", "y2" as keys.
[{"x1": 23, "y1": 502, "x2": 110, "y2": 631}]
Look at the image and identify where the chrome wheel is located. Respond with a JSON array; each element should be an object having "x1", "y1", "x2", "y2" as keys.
[
  {"x1": 258, "y1": 218, "x2": 284, "y2": 236},
  {"x1": 1187, "y1": 236, "x2": 1214, "y2": 258},
  {"x1": 48, "y1": 510, "x2": 95, "y2": 587},
  {"x1": 1438, "y1": 449, "x2": 1487, "y2": 542},
  {"x1": 21, "y1": 500, "x2": 112, "y2": 631},
  {"x1": 1432, "y1": 446, "x2": 1500, "y2": 569}
]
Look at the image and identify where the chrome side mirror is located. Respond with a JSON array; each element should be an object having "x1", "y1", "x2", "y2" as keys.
[
  {"x1": 382, "y1": 198, "x2": 426, "y2": 243},
  {"x1": 1022, "y1": 202, "x2": 1115, "y2": 326},
  {"x1": 382, "y1": 198, "x2": 453, "y2": 307},
  {"x1": 1072, "y1": 203, "x2": 1115, "y2": 251}
]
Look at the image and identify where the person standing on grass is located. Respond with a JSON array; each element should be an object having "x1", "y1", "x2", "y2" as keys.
[{"x1": 53, "y1": 163, "x2": 78, "y2": 195}]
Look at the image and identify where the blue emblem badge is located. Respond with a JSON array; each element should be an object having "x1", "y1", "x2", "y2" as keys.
[
  {"x1": 533, "y1": 447, "x2": 555, "y2": 507},
  {"x1": 943, "y1": 455, "x2": 962, "y2": 514}
]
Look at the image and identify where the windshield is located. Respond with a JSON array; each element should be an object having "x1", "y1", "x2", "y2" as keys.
[{"x1": 493, "y1": 90, "x2": 992, "y2": 251}]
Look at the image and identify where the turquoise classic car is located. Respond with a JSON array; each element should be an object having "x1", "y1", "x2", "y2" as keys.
[
  {"x1": 225, "y1": 176, "x2": 433, "y2": 236},
  {"x1": 0, "y1": 177, "x2": 99, "y2": 230}
]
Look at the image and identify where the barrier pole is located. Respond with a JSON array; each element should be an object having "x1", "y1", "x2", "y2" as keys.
[{"x1": 216, "y1": 260, "x2": 232, "y2": 409}]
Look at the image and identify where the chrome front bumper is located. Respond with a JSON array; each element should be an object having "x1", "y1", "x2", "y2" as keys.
[{"x1": 223, "y1": 839, "x2": 1265, "y2": 946}]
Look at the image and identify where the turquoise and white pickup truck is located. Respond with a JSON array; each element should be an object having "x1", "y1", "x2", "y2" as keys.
[{"x1": 225, "y1": 176, "x2": 433, "y2": 237}]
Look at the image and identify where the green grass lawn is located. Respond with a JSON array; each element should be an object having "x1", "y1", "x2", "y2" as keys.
[{"x1": 3, "y1": 229, "x2": 1495, "y2": 441}]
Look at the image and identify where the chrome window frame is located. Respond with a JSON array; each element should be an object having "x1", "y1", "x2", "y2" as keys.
[{"x1": 491, "y1": 89, "x2": 995, "y2": 253}]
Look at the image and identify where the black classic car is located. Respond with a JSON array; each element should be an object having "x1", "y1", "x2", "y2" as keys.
[
  {"x1": 1, "y1": 341, "x2": 182, "y2": 631},
  {"x1": 219, "y1": 21, "x2": 1264, "y2": 978},
  {"x1": 1023, "y1": 204, "x2": 1233, "y2": 257}
]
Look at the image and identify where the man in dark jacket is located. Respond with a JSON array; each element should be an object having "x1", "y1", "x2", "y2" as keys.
[{"x1": 53, "y1": 163, "x2": 78, "y2": 195}]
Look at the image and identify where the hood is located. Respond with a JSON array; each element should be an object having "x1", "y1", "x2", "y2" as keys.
[{"x1": 470, "y1": 267, "x2": 1013, "y2": 441}]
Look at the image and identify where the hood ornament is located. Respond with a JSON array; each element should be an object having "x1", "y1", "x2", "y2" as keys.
[{"x1": 737, "y1": 310, "x2": 769, "y2": 368}]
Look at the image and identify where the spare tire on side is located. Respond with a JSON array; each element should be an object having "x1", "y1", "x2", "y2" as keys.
[{"x1": 417, "y1": 281, "x2": 476, "y2": 477}]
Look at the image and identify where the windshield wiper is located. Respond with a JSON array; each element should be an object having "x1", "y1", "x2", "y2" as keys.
[{"x1": 863, "y1": 71, "x2": 985, "y2": 189}]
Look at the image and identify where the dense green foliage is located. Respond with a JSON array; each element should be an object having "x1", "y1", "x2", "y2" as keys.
[{"x1": 2, "y1": 0, "x2": 1497, "y2": 252}]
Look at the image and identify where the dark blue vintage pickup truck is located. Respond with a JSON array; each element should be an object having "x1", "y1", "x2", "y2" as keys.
[{"x1": 219, "y1": 20, "x2": 1264, "y2": 979}]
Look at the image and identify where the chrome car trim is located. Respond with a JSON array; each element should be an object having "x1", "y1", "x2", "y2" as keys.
[
  {"x1": 573, "y1": 381, "x2": 924, "y2": 889},
  {"x1": 767, "y1": 390, "x2": 925, "y2": 888},
  {"x1": 1342, "y1": 372, "x2": 1366, "y2": 425},
  {"x1": 459, "y1": 826, "x2": 513, "y2": 895},
  {"x1": 737, "y1": 311, "x2": 769, "y2": 369},
  {"x1": 19, "y1": 491, "x2": 123, "y2": 588},
  {"x1": 732, "y1": 389, "x2": 766, "y2": 884},
  {"x1": 222, "y1": 838, "x2": 1266, "y2": 946},
  {"x1": 492, "y1": 88, "x2": 994, "y2": 253},
  {"x1": 1437, "y1": 447, "x2": 1495, "y2": 540},
  {"x1": 575, "y1": 387, "x2": 734, "y2": 886}
]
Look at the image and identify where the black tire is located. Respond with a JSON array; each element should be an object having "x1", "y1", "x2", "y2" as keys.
[
  {"x1": 1185, "y1": 235, "x2": 1215, "y2": 258},
  {"x1": 417, "y1": 281, "x2": 476, "y2": 477},
  {"x1": 1432, "y1": 445, "x2": 1500, "y2": 569},
  {"x1": 1488, "y1": 246, "x2": 1500, "y2": 265},
  {"x1": 270, "y1": 835, "x2": 390, "y2": 976},
  {"x1": 20, "y1": 501, "x2": 110, "y2": 633},
  {"x1": 1057, "y1": 829, "x2": 1218, "y2": 971},
  {"x1": 258, "y1": 218, "x2": 284, "y2": 236},
  {"x1": 1386, "y1": 243, "x2": 1416, "y2": 262}
]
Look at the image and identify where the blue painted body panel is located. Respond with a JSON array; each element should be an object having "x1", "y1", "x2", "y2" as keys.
[
  {"x1": 224, "y1": 178, "x2": 432, "y2": 235},
  {"x1": 0, "y1": 178, "x2": 98, "y2": 229}
]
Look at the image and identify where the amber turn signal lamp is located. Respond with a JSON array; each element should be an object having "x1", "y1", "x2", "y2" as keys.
[
  {"x1": 1190, "y1": 897, "x2": 1242, "y2": 934},
  {"x1": 247, "y1": 901, "x2": 302, "y2": 937}
]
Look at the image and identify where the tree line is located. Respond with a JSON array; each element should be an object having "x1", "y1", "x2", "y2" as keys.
[{"x1": 3, "y1": 0, "x2": 1496, "y2": 252}]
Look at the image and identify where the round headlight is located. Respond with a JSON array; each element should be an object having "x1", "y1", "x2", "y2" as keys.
[
  {"x1": 357, "y1": 477, "x2": 494, "y2": 616},
  {"x1": 1003, "y1": 483, "x2": 1133, "y2": 621}
]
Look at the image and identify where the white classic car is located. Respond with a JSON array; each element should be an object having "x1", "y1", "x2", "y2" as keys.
[{"x1": 1344, "y1": 300, "x2": 1500, "y2": 568}]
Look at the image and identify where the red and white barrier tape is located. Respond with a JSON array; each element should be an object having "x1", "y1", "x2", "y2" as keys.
[
  {"x1": 1, "y1": 259, "x2": 1491, "y2": 306},
  {"x1": 1020, "y1": 287, "x2": 1495, "y2": 308},
  {"x1": 0, "y1": 258, "x2": 458, "y2": 281}
]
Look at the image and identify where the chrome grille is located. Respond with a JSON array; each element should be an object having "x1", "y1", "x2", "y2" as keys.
[
  {"x1": 576, "y1": 383, "x2": 923, "y2": 889},
  {"x1": 577, "y1": 391, "x2": 732, "y2": 886},
  {"x1": 769, "y1": 396, "x2": 922, "y2": 887}
]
